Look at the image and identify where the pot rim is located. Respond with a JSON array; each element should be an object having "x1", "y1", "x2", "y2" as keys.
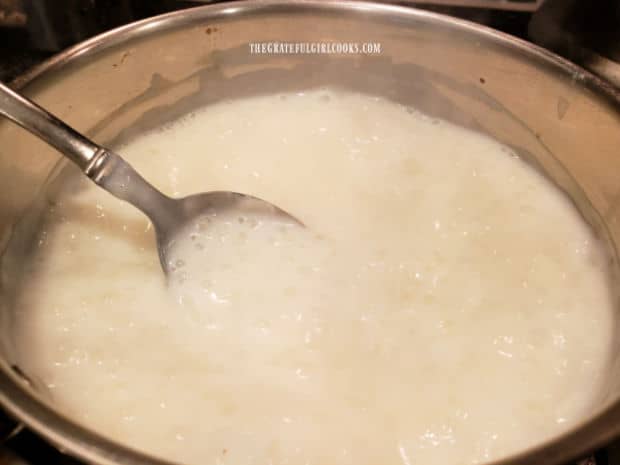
[{"x1": 2, "y1": 1, "x2": 619, "y2": 465}]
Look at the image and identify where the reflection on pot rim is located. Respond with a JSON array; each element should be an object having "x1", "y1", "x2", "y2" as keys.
[{"x1": 0, "y1": 2, "x2": 618, "y2": 465}]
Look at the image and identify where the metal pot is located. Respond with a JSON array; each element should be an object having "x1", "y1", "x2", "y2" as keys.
[{"x1": 0, "y1": 1, "x2": 619, "y2": 464}]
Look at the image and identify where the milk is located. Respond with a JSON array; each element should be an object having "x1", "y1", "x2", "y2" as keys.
[{"x1": 13, "y1": 89, "x2": 614, "y2": 465}]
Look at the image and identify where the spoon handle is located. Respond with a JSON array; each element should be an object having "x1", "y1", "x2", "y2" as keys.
[
  {"x1": 0, "y1": 80, "x2": 181, "y2": 241},
  {"x1": 0, "y1": 81, "x2": 101, "y2": 172}
]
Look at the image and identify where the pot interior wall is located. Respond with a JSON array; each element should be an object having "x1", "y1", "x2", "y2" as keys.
[{"x1": 0, "y1": 1, "x2": 619, "y2": 449}]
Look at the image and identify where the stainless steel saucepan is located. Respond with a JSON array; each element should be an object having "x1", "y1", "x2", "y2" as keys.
[{"x1": 0, "y1": 2, "x2": 618, "y2": 464}]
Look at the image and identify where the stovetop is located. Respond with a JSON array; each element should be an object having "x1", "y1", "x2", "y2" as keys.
[{"x1": 0, "y1": 1, "x2": 618, "y2": 464}]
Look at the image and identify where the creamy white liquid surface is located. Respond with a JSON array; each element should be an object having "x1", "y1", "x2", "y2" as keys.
[{"x1": 13, "y1": 89, "x2": 614, "y2": 465}]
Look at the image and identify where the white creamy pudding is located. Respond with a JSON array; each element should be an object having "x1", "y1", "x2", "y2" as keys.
[{"x1": 13, "y1": 89, "x2": 614, "y2": 465}]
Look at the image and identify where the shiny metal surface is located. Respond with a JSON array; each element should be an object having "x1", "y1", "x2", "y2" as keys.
[
  {"x1": 186, "y1": 0, "x2": 544, "y2": 11},
  {"x1": 583, "y1": 50, "x2": 620, "y2": 89},
  {"x1": 0, "y1": 81, "x2": 99, "y2": 168},
  {"x1": 379, "y1": 0, "x2": 543, "y2": 11},
  {"x1": 0, "y1": 80, "x2": 297, "y2": 273},
  {"x1": 0, "y1": 1, "x2": 618, "y2": 465},
  {"x1": 94, "y1": 152, "x2": 300, "y2": 270}
]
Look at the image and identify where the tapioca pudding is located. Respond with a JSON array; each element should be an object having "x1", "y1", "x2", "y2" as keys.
[{"x1": 13, "y1": 89, "x2": 614, "y2": 465}]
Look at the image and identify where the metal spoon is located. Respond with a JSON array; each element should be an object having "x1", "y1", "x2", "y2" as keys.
[{"x1": 0, "y1": 81, "x2": 299, "y2": 272}]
